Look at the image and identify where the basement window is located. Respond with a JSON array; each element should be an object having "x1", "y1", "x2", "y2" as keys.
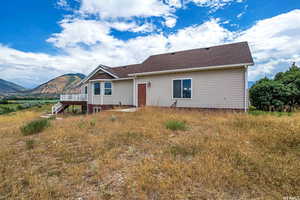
[
  {"x1": 104, "y1": 82, "x2": 112, "y2": 95},
  {"x1": 173, "y1": 79, "x2": 192, "y2": 99},
  {"x1": 94, "y1": 82, "x2": 100, "y2": 95},
  {"x1": 93, "y1": 107, "x2": 101, "y2": 113}
]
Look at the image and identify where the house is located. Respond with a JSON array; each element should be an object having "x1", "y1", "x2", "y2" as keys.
[{"x1": 52, "y1": 42, "x2": 254, "y2": 114}]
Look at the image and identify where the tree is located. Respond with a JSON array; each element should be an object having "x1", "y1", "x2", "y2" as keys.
[{"x1": 250, "y1": 62, "x2": 300, "y2": 112}]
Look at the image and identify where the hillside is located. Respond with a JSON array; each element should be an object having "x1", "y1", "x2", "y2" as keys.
[
  {"x1": 29, "y1": 73, "x2": 85, "y2": 95},
  {"x1": 0, "y1": 107, "x2": 299, "y2": 199},
  {"x1": 0, "y1": 79, "x2": 26, "y2": 94}
]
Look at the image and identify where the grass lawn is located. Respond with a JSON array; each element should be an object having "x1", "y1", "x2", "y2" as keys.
[{"x1": 0, "y1": 107, "x2": 299, "y2": 199}]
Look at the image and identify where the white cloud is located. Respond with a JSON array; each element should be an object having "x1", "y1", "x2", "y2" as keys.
[
  {"x1": 168, "y1": 19, "x2": 233, "y2": 50},
  {"x1": 56, "y1": 0, "x2": 73, "y2": 11},
  {"x1": 1, "y1": 9, "x2": 300, "y2": 88},
  {"x1": 189, "y1": 0, "x2": 243, "y2": 10},
  {"x1": 237, "y1": 12, "x2": 244, "y2": 18},
  {"x1": 108, "y1": 21, "x2": 155, "y2": 33},
  {"x1": 54, "y1": 0, "x2": 243, "y2": 36},
  {"x1": 165, "y1": 17, "x2": 177, "y2": 28},
  {"x1": 79, "y1": 0, "x2": 172, "y2": 19},
  {"x1": 236, "y1": 9, "x2": 300, "y2": 80},
  {"x1": 47, "y1": 19, "x2": 118, "y2": 48},
  {"x1": 166, "y1": 0, "x2": 182, "y2": 8},
  {"x1": 45, "y1": 8, "x2": 300, "y2": 82}
]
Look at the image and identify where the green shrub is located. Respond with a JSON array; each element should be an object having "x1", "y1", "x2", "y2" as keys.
[
  {"x1": 0, "y1": 99, "x2": 8, "y2": 104},
  {"x1": 165, "y1": 120, "x2": 187, "y2": 131},
  {"x1": 21, "y1": 119, "x2": 50, "y2": 136},
  {"x1": 248, "y1": 105, "x2": 256, "y2": 111}
]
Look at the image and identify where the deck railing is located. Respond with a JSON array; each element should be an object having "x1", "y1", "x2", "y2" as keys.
[{"x1": 60, "y1": 94, "x2": 87, "y2": 102}]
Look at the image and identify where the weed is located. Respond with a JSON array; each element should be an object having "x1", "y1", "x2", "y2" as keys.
[
  {"x1": 109, "y1": 115, "x2": 117, "y2": 122},
  {"x1": 90, "y1": 119, "x2": 96, "y2": 127},
  {"x1": 47, "y1": 170, "x2": 61, "y2": 177},
  {"x1": 20, "y1": 118, "x2": 50, "y2": 136},
  {"x1": 25, "y1": 139, "x2": 35, "y2": 150},
  {"x1": 1, "y1": 107, "x2": 300, "y2": 199},
  {"x1": 168, "y1": 144, "x2": 200, "y2": 157},
  {"x1": 165, "y1": 120, "x2": 187, "y2": 131},
  {"x1": 48, "y1": 115, "x2": 56, "y2": 120},
  {"x1": 249, "y1": 110, "x2": 293, "y2": 117}
]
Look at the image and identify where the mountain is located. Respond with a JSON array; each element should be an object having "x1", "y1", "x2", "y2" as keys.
[
  {"x1": 29, "y1": 73, "x2": 85, "y2": 95},
  {"x1": 0, "y1": 79, "x2": 26, "y2": 94}
]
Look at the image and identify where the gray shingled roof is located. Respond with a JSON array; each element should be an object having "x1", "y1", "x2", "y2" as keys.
[{"x1": 88, "y1": 42, "x2": 254, "y2": 80}]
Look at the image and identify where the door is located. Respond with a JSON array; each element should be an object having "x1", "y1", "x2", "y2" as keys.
[{"x1": 138, "y1": 84, "x2": 147, "y2": 107}]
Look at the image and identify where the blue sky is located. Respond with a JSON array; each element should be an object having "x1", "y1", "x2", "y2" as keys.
[{"x1": 0, "y1": 0, "x2": 299, "y2": 88}]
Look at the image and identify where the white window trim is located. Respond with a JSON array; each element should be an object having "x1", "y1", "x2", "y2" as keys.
[
  {"x1": 172, "y1": 78, "x2": 193, "y2": 100},
  {"x1": 104, "y1": 81, "x2": 113, "y2": 96},
  {"x1": 94, "y1": 82, "x2": 101, "y2": 96},
  {"x1": 84, "y1": 85, "x2": 88, "y2": 94}
]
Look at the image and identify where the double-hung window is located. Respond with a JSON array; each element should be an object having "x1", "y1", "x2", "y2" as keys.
[
  {"x1": 94, "y1": 82, "x2": 100, "y2": 95},
  {"x1": 173, "y1": 79, "x2": 192, "y2": 99},
  {"x1": 104, "y1": 82, "x2": 112, "y2": 95}
]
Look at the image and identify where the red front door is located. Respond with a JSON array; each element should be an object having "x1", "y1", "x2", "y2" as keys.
[{"x1": 138, "y1": 84, "x2": 146, "y2": 107}]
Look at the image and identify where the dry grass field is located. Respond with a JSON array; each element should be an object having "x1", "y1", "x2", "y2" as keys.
[{"x1": 0, "y1": 106, "x2": 299, "y2": 199}]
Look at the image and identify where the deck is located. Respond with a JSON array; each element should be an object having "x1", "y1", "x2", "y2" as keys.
[
  {"x1": 52, "y1": 94, "x2": 87, "y2": 114},
  {"x1": 60, "y1": 94, "x2": 87, "y2": 105}
]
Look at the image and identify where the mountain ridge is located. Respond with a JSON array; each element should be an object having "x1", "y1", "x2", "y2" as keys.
[
  {"x1": 0, "y1": 79, "x2": 26, "y2": 94},
  {"x1": 28, "y1": 73, "x2": 86, "y2": 95},
  {"x1": 0, "y1": 73, "x2": 85, "y2": 97}
]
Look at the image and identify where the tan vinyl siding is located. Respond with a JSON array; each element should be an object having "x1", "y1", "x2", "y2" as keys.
[
  {"x1": 103, "y1": 80, "x2": 133, "y2": 105},
  {"x1": 88, "y1": 80, "x2": 133, "y2": 105},
  {"x1": 135, "y1": 67, "x2": 246, "y2": 109}
]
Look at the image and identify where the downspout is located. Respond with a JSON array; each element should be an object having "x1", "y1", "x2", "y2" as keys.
[
  {"x1": 133, "y1": 77, "x2": 136, "y2": 107},
  {"x1": 91, "y1": 82, "x2": 94, "y2": 105},
  {"x1": 244, "y1": 66, "x2": 248, "y2": 112},
  {"x1": 86, "y1": 84, "x2": 88, "y2": 114},
  {"x1": 101, "y1": 82, "x2": 104, "y2": 106}
]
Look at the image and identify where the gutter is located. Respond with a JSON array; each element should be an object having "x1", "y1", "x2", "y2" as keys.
[
  {"x1": 128, "y1": 63, "x2": 254, "y2": 77},
  {"x1": 89, "y1": 77, "x2": 134, "y2": 82}
]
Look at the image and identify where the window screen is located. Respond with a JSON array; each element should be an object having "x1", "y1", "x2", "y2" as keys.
[
  {"x1": 94, "y1": 82, "x2": 100, "y2": 95},
  {"x1": 104, "y1": 82, "x2": 112, "y2": 95},
  {"x1": 182, "y1": 79, "x2": 191, "y2": 98},
  {"x1": 173, "y1": 80, "x2": 182, "y2": 98}
]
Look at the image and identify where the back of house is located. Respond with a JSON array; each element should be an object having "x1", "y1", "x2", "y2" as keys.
[{"x1": 54, "y1": 41, "x2": 254, "y2": 114}]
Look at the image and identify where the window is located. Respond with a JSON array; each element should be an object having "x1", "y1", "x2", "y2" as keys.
[
  {"x1": 84, "y1": 86, "x2": 88, "y2": 94},
  {"x1": 94, "y1": 82, "x2": 100, "y2": 95},
  {"x1": 93, "y1": 107, "x2": 101, "y2": 113},
  {"x1": 173, "y1": 79, "x2": 192, "y2": 99},
  {"x1": 104, "y1": 82, "x2": 112, "y2": 95}
]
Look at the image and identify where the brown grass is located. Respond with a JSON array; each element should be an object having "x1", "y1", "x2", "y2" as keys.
[{"x1": 0, "y1": 107, "x2": 299, "y2": 199}]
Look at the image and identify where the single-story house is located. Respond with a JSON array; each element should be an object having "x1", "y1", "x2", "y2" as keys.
[{"x1": 52, "y1": 42, "x2": 254, "y2": 114}]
